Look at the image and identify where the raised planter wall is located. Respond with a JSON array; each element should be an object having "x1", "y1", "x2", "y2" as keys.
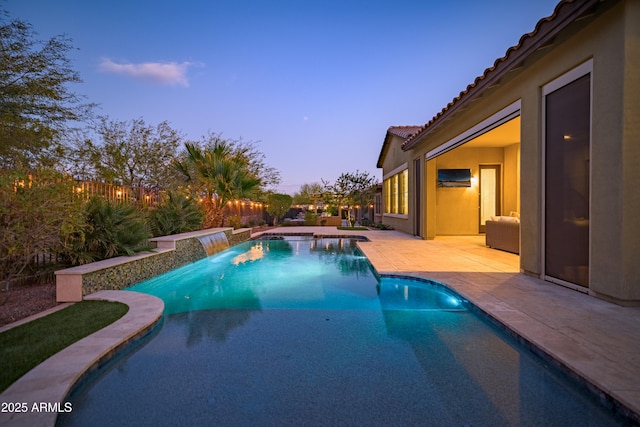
[{"x1": 55, "y1": 228, "x2": 252, "y2": 302}]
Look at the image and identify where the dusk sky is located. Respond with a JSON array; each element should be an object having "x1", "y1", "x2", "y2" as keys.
[{"x1": 7, "y1": 0, "x2": 559, "y2": 194}]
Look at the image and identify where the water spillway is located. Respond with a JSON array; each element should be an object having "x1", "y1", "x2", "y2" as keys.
[{"x1": 197, "y1": 231, "x2": 230, "y2": 256}]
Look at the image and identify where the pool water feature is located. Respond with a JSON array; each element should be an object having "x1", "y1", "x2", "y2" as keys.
[
  {"x1": 197, "y1": 231, "x2": 229, "y2": 256},
  {"x1": 59, "y1": 237, "x2": 625, "y2": 426}
]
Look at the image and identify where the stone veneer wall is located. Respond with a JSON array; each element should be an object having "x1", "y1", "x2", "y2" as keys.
[
  {"x1": 228, "y1": 229, "x2": 251, "y2": 246},
  {"x1": 78, "y1": 228, "x2": 252, "y2": 296},
  {"x1": 81, "y1": 238, "x2": 207, "y2": 295}
]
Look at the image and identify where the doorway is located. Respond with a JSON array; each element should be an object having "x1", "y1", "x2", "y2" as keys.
[
  {"x1": 424, "y1": 101, "x2": 520, "y2": 238},
  {"x1": 479, "y1": 165, "x2": 501, "y2": 233}
]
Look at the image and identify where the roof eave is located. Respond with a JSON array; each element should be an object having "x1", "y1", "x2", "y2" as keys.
[
  {"x1": 402, "y1": 0, "x2": 602, "y2": 152},
  {"x1": 376, "y1": 132, "x2": 394, "y2": 169}
]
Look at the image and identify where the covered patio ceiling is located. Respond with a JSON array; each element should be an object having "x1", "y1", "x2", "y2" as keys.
[{"x1": 463, "y1": 116, "x2": 520, "y2": 149}]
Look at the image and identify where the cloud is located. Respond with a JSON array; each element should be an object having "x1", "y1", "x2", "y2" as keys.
[{"x1": 98, "y1": 58, "x2": 194, "y2": 87}]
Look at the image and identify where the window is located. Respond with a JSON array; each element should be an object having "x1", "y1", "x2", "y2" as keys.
[
  {"x1": 384, "y1": 179, "x2": 391, "y2": 213},
  {"x1": 383, "y1": 168, "x2": 409, "y2": 216},
  {"x1": 401, "y1": 169, "x2": 409, "y2": 214},
  {"x1": 391, "y1": 174, "x2": 398, "y2": 213}
]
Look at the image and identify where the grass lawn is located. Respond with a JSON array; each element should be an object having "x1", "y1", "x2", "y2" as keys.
[
  {"x1": 0, "y1": 300, "x2": 128, "y2": 393},
  {"x1": 337, "y1": 226, "x2": 369, "y2": 231}
]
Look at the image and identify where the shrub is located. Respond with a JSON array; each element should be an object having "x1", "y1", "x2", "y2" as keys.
[
  {"x1": 304, "y1": 211, "x2": 318, "y2": 226},
  {"x1": 0, "y1": 168, "x2": 85, "y2": 285},
  {"x1": 148, "y1": 191, "x2": 204, "y2": 237},
  {"x1": 226, "y1": 215, "x2": 242, "y2": 229},
  {"x1": 374, "y1": 223, "x2": 394, "y2": 230},
  {"x1": 62, "y1": 197, "x2": 150, "y2": 264}
]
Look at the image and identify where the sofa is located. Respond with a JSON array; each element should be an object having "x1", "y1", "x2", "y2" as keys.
[{"x1": 485, "y1": 216, "x2": 520, "y2": 254}]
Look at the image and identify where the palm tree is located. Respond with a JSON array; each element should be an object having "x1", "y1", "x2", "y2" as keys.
[{"x1": 174, "y1": 141, "x2": 260, "y2": 228}]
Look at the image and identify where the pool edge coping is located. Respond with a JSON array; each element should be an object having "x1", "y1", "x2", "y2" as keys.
[{"x1": 0, "y1": 290, "x2": 164, "y2": 427}]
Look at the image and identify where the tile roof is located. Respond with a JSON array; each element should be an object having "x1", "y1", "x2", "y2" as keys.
[
  {"x1": 376, "y1": 125, "x2": 421, "y2": 168},
  {"x1": 388, "y1": 126, "x2": 423, "y2": 140},
  {"x1": 401, "y1": 0, "x2": 605, "y2": 151}
]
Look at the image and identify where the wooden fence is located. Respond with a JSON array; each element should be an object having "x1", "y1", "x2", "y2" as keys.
[
  {"x1": 73, "y1": 180, "x2": 267, "y2": 225},
  {"x1": 222, "y1": 199, "x2": 267, "y2": 226},
  {"x1": 73, "y1": 180, "x2": 162, "y2": 208}
]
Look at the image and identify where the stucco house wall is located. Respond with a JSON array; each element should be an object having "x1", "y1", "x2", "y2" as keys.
[
  {"x1": 379, "y1": 132, "x2": 414, "y2": 235},
  {"x1": 378, "y1": 0, "x2": 640, "y2": 304}
]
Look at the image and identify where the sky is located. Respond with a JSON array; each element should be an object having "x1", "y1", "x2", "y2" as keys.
[{"x1": 6, "y1": 0, "x2": 560, "y2": 195}]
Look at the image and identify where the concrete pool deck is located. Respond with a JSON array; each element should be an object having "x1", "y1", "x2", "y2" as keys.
[{"x1": 1, "y1": 226, "x2": 638, "y2": 425}]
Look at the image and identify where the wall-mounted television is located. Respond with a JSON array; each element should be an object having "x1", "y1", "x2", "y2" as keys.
[{"x1": 437, "y1": 168, "x2": 472, "y2": 187}]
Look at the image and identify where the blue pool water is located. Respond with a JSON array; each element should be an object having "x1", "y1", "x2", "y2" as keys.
[{"x1": 59, "y1": 237, "x2": 624, "y2": 426}]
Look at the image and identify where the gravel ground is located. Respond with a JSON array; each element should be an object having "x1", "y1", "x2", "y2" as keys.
[{"x1": 0, "y1": 282, "x2": 58, "y2": 327}]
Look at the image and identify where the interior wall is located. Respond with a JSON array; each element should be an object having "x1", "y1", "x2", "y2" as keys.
[{"x1": 434, "y1": 147, "x2": 504, "y2": 235}]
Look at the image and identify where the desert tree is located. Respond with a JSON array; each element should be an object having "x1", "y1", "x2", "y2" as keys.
[
  {"x1": 71, "y1": 117, "x2": 184, "y2": 188},
  {"x1": 324, "y1": 170, "x2": 378, "y2": 226},
  {"x1": 266, "y1": 193, "x2": 292, "y2": 225},
  {"x1": 0, "y1": 9, "x2": 93, "y2": 169},
  {"x1": 292, "y1": 182, "x2": 325, "y2": 206}
]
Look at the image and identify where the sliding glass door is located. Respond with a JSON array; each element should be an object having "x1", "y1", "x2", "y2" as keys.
[{"x1": 544, "y1": 70, "x2": 590, "y2": 288}]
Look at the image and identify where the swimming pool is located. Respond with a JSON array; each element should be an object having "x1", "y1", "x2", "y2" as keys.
[{"x1": 59, "y1": 236, "x2": 624, "y2": 426}]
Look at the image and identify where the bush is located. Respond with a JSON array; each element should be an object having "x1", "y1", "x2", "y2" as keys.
[
  {"x1": 226, "y1": 215, "x2": 242, "y2": 229},
  {"x1": 148, "y1": 191, "x2": 204, "y2": 237},
  {"x1": 374, "y1": 223, "x2": 394, "y2": 230},
  {"x1": 62, "y1": 197, "x2": 151, "y2": 264},
  {"x1": 304, "y1": 211, "x2": 318, "y2": 226},
  {"x1": 0, "y1": 168, "x2": 85, "y2": 284}
]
